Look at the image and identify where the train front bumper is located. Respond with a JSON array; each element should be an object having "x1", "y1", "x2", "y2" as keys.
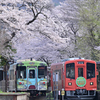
[
  {"x1": 65, "y1": 90, "x2": 96, "y2": 100},
  {"x1": 65, "y1": 95, "x2": 95, "y2": 100}
]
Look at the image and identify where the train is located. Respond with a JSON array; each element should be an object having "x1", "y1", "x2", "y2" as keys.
[
  {"x1": 50, "y1": 58, "x2": 98, "y2": 100},
  {"x1": 7, "y1": 59, "x2": 47, "y2": 96},
  {"x1": 96, "y1": 61, "x2": 100, "y2": 90}
]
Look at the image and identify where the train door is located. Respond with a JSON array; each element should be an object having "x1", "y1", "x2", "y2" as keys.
[
  {"x1": 16, "y1": 66, "x2": 27, "y2": 91},
  {"x1": 38, "y1": 66, "x2": 47, "y2": 91},
  {"x1": 76, "y1": 62, "x2": 86, "y2": 88},
  {"x1": 53, "y1": 72, "x2": 59, "y2": 100},
  {"x1": 78, "y1": 67, "x2": 84, "y2": 77},
  {"x1": 27, "y1": 67, "x2": 37, "y2": 90},
  {"x1": 53, "y1": 72, "x2": 59, "y2": 91}
]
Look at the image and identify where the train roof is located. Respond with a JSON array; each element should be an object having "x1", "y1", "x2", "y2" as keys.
[
  {"x1": 10, "y1": 59, "x2": 47, "y2": 67},
  {"x1": 18, "y1": 60, "x2": 47, "y2": 65},
  {"x1": 51, "y1": 58, "x2": 96, "y2": 66},
  {"x1": 61, "y1": 58, "x2": 84, "y2": 62},
  {"x1": 0, "y1": 67, "x2": 3, "y2": 70},
  {"x1": 96, "y1": 61, "x2": 100, "y2": 64}
]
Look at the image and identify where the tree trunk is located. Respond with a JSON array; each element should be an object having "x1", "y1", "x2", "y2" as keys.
[{"x1": 4, "y1": 65, "x2": 7, "y2": 92}]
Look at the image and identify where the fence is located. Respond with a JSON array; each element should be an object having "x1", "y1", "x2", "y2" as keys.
[
  {"x1": 0, "y1": 80, "x2": 5, "y2": 92},
  {"x1": 0, "y1": 80, "x2": 16, "y2": 92}
]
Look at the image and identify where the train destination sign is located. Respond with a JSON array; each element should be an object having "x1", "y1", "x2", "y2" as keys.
[
  {"x1": 29, "y1": 62, "x2": 35, "y2": 65},
  {"x1": 76, "y1": 77, "x2": 86, "y2": 87}
]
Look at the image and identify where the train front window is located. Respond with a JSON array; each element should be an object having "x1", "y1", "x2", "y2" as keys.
[
  {"x1": 78, "y1": 68, "x2": 83, "y2": 77},
  {"x1": 87, "y1": 63, "x2": 95, "y2": 79},
  {"x1": 17, "y1": 66, "x2": 26, "y2": 79},
  {"x1": 66, "y1": 63, "x2": 75, "y2": 79},
  {"x1": 29, "y1": 70, "x2": 35, "y2": 78},
  {"x1": 38, "y1": 66, "x2": 47, "y2": 78}
]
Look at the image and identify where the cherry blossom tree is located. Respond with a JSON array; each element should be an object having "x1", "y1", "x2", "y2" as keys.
[
  {"x1": 0, "y1": 0, "x2": 88, "y2": 66},
  {"x1": 12, "y1": 0, "x2": 79, "y2": 64},
  {"x1": 0, "y1": 19, "x2": 16, "y2": 63},
  {"x1": 0, "y1": 0, "x2": 54, "y2": 61}
]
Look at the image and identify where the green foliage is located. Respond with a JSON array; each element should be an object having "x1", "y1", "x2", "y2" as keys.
[
  {"x1": 5, "y1": 45, "x2": 16, "y2": 53},
  {"x1": 77, "y1": 0, "x2": 100, "y2": 60},
  {"x1": 0, "y1": 44, "x2": 16, "y2": 66},
  {"x1": 0, "y1": 56, "x2": 7, "y2": 66}
]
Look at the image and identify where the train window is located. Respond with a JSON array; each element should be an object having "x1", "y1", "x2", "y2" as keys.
[
  {"x1": 17, "y1": 66, "x2": 26, "y2": 79},
  {"x1": 78, "y1": 62, "x2": 84, "y2": 64},
  {"x1": 10, "y1": 70, "x2": 14, "y2": 80},
  {"x1": 78, "y1": 68, "x2": 83, "y2": 77},
  {"x1": 97, "y1": 64, "x2": 100, "y2": 70},
  {"x1": 0, "y1": 71, "x2": 3, "y2": 81},
  {"x1": 66, "y1": 63, "x2": 75, "y2": 79},
  {"x1": 29, "y1": 70, "x2": 35, "y2": 78},
  {"x1": 54, "y1": 70, "x2": 61, "y2": 80},
  {"x1": 59, "y1": 70, "x2": 61, "y2": 80},
  {"x1": 38, "y1": 66, "x2": 47, "y2": 78},
  {"x1": 87, "y1": 63, "x2": 95, "y2": 79}
]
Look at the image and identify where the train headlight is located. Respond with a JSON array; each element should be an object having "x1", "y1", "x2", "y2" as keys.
[
  {"x1": 19, "y1": 82, "x2": 24, "y2": 85},
  {"x1": 68, "y1": 82, "x2": 72, "y2": 86},
  {"x1": 90, "y1": 82, "x2": 93, "y2": 85},
  {"x1": 43, "y1": 82, "x2": 45, "y2": 85}
]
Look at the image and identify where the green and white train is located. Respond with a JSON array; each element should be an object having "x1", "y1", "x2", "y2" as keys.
[{"x1": 8, "y1": 59, "x2": 47, "y2": 96}]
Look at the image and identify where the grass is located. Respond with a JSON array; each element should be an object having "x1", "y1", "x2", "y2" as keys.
[
  {"x1": 46, "y1": 92, "x2": 54, "y2": 100},
  {"x1": 0, "y1": 90, "x2": 29, "y2": 94},
  {"x1": 97, "y1": 90, "x2": 100, "y2": 91},
  {"x1": 0, "y1": 90, "x2": 3, "y2": 93}
]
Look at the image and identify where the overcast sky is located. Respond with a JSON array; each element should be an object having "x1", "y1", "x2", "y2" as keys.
[{"x1": 52, "y1": 0, "x2": 65, "y2": 5}]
